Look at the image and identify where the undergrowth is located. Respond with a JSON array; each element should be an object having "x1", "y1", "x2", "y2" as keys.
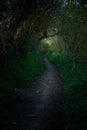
[
  {"x1": 0, "y1": 53, "x2": 44, "y2": 105},
  {"x1": 48, "y1": 54, "x2": 87, "y2": 129}
]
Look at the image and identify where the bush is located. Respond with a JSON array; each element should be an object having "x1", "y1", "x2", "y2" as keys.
[{"x1": 49, "y1": 54, "x2": 87, "y2": 129}]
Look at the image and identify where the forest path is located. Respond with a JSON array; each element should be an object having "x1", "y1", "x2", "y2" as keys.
[{"x1": 1, "y1": 59, "x2": 65, "y2": 130}]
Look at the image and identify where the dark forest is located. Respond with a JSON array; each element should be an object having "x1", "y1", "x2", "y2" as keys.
[{"x1": 0, "y1": 0, "x2": 87, "y2": 129}]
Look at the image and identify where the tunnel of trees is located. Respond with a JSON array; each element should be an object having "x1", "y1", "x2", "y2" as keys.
[
  {"x1": 0, "y1": 0, "x2": 87, "y2": 129},
  {"x1": 0, "y1": 0, "x2": 87, "y2": 56}
]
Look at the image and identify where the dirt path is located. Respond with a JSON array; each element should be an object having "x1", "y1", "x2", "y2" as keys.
[{"x1": 1, "y1": 59, "x2": 65, "y2": 130}]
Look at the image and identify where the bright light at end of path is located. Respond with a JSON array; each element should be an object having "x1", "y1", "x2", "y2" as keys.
[{"x1": 44, "y1": 39, "x2": 52, "y2": 45}]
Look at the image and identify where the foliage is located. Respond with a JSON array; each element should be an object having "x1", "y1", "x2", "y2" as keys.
[
  {"x1": 79, "y1": 0, "x2": 87, "y2": 6},
  {"x1": 48, "y1": 54, "x2": 87, "y2": 129},
  {"x1": 0, "y1": 53, "x2": 44, "y2": 105},
  {"x1": 60, "y1": 5, "x2": 87, "y2": 59},
  {"x1": 0, "y1": 52, "x2": 44, "y2": 127},
  {"x1": 0, "y1": 1, "x2": 87, "y2": 129}
]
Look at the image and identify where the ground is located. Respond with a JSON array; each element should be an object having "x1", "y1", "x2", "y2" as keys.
[{"x1": 1, "y1": 59, "x2": 65, "y2": 130}]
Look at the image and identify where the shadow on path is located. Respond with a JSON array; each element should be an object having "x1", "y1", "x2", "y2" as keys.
[{"x1": 1, "y1": 59, "x2": 65, "y2": 130}]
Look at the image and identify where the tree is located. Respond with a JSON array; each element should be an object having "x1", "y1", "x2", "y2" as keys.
[
  {"x1": 0, "y1": 0, "x2": 64, "y2": 56},
  {"x1": 79, "y1": 0, "x2": 87, "y2": 6}
]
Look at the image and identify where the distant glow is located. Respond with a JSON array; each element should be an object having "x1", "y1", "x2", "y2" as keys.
[
  {"x1": 40, "y1": 35, "x2": 64, "y2": 54},
  {"x1": 44, "y1": 39, "x2": 52, "y2": 45}
]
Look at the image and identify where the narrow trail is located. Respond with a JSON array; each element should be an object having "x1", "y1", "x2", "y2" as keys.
[{"x1": 1, "y1": 59, "x2": 65, "y2": 130}]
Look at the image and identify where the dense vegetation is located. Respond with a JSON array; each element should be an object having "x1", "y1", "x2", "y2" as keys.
[
  {"x1": 48, "y1": 54, "x2": 87, "y2": 129},
  {"x1": 0, "y1": 0, "x2": 87, "y2": 129},
  {"x1": 0, "y1": 52, "x2": 44, "y2": 120},
  {"x1": 48, "y1": 3, "x2": 87, "y2": 129}
]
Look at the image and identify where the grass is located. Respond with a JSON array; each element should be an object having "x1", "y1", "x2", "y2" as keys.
[
  {"x1": 0, "y1": 53, "x2": 44, "y2": 82},
  {"x1": 48, "y1": 53, "x2": 87, "y2": 129},
  {"x1": 12, "y1": 53, "x2": 44, "y2": 82},
  {"x1": 0, "y1": 52, "x2": 87, "y2": 129},
  {"x1": 0, "y1": 53, "x2": 44, "y2": 105}
]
